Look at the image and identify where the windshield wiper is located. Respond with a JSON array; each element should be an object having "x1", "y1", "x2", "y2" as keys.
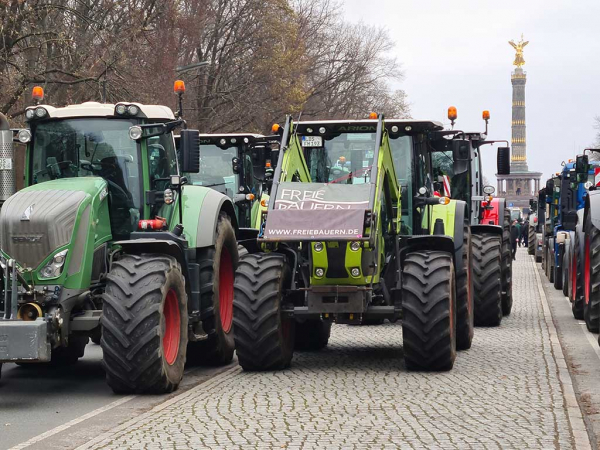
[{"x1": 202, "y1": 182, "x2": 227, "y2": 188}]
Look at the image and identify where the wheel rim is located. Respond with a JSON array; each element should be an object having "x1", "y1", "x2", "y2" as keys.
[
  {"x1": 219, "y1": 248, "x2": 234, "y2": 333},
  {"x1": 163, "y1": 289, "x2": 181, "y2": 365},
  {"x1": 585, "y1": 237, "x2": 591, "y2": 306}
]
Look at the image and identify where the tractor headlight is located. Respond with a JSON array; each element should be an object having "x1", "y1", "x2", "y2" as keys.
[
  {"x1": 127, "y1": 105, "x2": 139, "y2": 115},
  {"x1": 115, "y1": 104, "x2": 127, "y2": 115},
  {"x1": 129, "y1": 126, "x2": 142, "y2": 141},
  {"x1": 315, "y1": 268, "x2": 325, "y2": 277},
  {"x1": 351, "y1": 267, "x2": 361, "y2": 277},
  {"x1": 39, "y1": 249, "x2": 68, "y2": 279},
  {"x1": 25, "y1": 109, "x2": 35, "y2": 120},
  {"x1": 314, "y1": 242, "x2": 324, "y2": 252},
  {"x1": 164, "y1": 188, "x2": 174, "y2": 204},
  {"x1": 18, "y1": 129, "x2": 31, "y2": 143},
  {"x1": 35, "y1": 107, "x2": 48, "y2": 118},
  {"x1": 350, "y1": 241, "x2": 361, "y2": 252}
]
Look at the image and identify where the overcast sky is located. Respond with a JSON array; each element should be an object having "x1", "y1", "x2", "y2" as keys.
[{"x1": 342, "y1": 0, "x2": 600, "y2": 185}]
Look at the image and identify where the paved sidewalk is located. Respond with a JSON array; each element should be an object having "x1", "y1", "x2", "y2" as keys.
[{"x1": 75, "y1": 248, "x2": 589, "y2": 450}]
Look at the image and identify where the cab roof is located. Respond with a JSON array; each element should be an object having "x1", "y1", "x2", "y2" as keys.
[
  {"x1": 296, "y1": 119, "x2": 444, "y2": 133},
  {"x1": 26, "y1": 102, "x2": 175, "y2": 121}
]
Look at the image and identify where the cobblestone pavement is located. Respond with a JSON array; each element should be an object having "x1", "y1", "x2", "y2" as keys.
[{"x1": 76, "y1": 248, "x2": 588, "y2": 450}]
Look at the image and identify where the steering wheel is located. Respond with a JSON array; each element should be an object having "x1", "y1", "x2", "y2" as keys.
[{"x1": 34, "y1": 160, "x2": 75, "y2": 180}]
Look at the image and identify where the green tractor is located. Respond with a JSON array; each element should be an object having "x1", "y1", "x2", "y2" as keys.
[
  {"x1": 430, "y1": 109, "x2": 513, "y2": 326},
  {"x1": 233, "y1": 115, "x2": 472, "y2": 371},
  {"x1": 0, "y1": 84, "x2": 239, "y2": 392}
]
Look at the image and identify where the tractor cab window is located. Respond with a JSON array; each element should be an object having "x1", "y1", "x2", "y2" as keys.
[
  {"x1": 301, "y1": 132, "x2": 376, "y2": 184},
  {"x1": 147, "y1": 133, "x2": 177, "y2": 188},
  {"x1": 30, "y1": 118, "x2": 142, "y2": 239},
  {"x1": 389, "y1": 135, "x2": 413, "y2": 234},
  {"x1": 431, "y1": 149, "x2": 470, "y2": 203},
  {"x1": 188, "y1": 144, "x2": 239, "y2": 199}
]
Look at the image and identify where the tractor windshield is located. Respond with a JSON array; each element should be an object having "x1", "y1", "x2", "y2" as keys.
[
  {"x1": 431, "y1": 149, "x2": 470, "y2": 201},
  {"x1": 30, "y1": 118, "x2": 143, "y2": 239},
  {"x1": 188, "y1": 144, "x2": 239, "y2": 198},
  {"x1": 302, "y1": 133, "x2": 376, "y2": 184}
]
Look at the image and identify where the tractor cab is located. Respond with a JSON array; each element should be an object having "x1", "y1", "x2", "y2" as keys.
[{"x1": 186, "y1": 133, "x2": 272, "y2": 228}]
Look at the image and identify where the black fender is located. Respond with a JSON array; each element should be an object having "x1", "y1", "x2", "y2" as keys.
[
  {"x1": 470, "y1": 224, "x2": 503, "y2": 237},
  {"x1": 195, "y1": 189, "x2": 239, "y2": 248},
  {"x1": 399, "y1": 235, "x2": 456, "y2": 269},
  {"x1": 584, "y1": 190, "x2": 600, "y2": 233},
  {"x1": 495, "y1": 197, "x2": 507, "y2": 215}
]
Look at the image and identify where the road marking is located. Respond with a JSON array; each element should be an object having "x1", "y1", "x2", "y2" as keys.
[
  {"x1": 7, "y1": 364, "x2": 209, "y2": 450},
  {"x1": 533, "y1": 255, "x2": 592, "y2": 450},
  {"x1": 7, "y1": 396, "x2": 135, "y2": 450}
]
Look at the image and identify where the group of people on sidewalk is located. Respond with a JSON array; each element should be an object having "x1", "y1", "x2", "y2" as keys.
[{"x1": 510, "y1": 218, "x2": 529, "y2": 260}]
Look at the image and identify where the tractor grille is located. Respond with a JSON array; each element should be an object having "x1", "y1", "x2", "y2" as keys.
[
  {"x1": 0, "y1": 189, "x2": 86, "y2": 269},
  {"x1": 91, "y1": 244, "x2": 107, "y2": 282}
]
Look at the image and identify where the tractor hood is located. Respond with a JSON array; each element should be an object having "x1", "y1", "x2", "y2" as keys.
[
  {"x1": 263, "y1": 182, "x2": 372, "y2": 241},
  {"x1": 0, "y1": 178, "x2": 108, "y2": 271}
]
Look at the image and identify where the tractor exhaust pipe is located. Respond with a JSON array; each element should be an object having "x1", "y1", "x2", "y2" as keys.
[{"x1": 0, "y1": 112, "x2": 16, "y2": 204}]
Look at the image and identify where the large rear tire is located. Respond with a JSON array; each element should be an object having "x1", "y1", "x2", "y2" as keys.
[
  {"x1": 402, "y1": 251, "x2": 456, "y2": 371},
  {"x1": 233, "y1": 253, "x2": 295, "y2": 371},
  {"x1": 472, "y1": 233, "x2": 503, "y2": 327},
  {"x1": 571, "y1": 230, "x2": 584, "y2": 320},
  {"x1": 295, "y1": 320, "x2": 332, "y2": 351},
  {"x1": 501, "y1": 209, "x2": 513, "y2": 316},
  {"x1": 528, "y1": 225, "x2": 536, "y2": 255},
  {"x1": 101, "y1": 254, "x2": 188, "y2": 394},
  {"x1": 554, "y1": 245, "x2": 563, "y2": 290},
  {"x1": 187, "y1": 215, "x2": 238, "y2": 366},
  {"x1": 584, "y1": 213, "x2": 600, "y2": 332},
  {"x1": 562, "y1": 247, "x2": 569, "y2": 297},
  {"x1": 455, "y1": 222, "x2": 473, "y2": 350}
]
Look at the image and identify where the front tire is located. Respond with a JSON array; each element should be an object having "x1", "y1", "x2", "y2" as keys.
[
  {"x1": 472, "y1": 233, "x2": 503, "y2": 327},
  {"x1": 295, "y1": 320, "x2": 332, "y2": 351},
  {"x1": 187, "y1": 215, "x2": 238, "y2": 366},
  {"x1": 554, "y1": 245, "x2": 563, "y2": 290},
  {"x1": 528, "y1": 225, "x2": 536, "y2": 255},
  {"x1": 501, "y1": 209, "x2": 513, "y2": 316},
  {"x1": 455, "y1": 221, "x2": 474, "y2": 350},
  {"x1": 584, "y1": 214, "x2": 600, "y2": 332},
  {"x1": 402, "y1": 251, "x2": 456, "y2": 371},
  {"x1": 233, "y1": 253, "x2": 295, "y2": 371},
  {"x1": 101, "y1": 254, "x2": 188, "y2": 394},
  {"x1": 571, "y1": 230, "x2": 584, "y2": 320}
]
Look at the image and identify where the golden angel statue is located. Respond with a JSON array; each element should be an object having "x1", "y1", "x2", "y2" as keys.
[{"x1": 509, "y1": 34, "x2": 529, "y2": 67}]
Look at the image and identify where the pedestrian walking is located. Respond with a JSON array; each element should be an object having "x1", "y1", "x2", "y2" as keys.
[
  {"x1": 515, "y1": 220, "x2": 522, "y2": 247},
  {"x1": 522, "y1": 219, "x2": 529, "y2": 247},
  {"x1": 510, "y1": 219, "x2": 519, "y2": 260}
]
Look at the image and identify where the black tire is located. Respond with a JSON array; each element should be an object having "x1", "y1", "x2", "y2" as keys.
[
  {"x1": 571, "y1": 230, "x2": 584, "y2": 320},
  {"x1": 455, "y1": 222, "x2": 473, "y2": 350},
  {"x1": 295, "y1": 320, "x2": 332, "y2": 351},
  {"x1": 554, "y1": 245, "x2": 563, "y2": 290},
  {"x1": 233, "y1": 253, "x2": 295, "y2": 371},
  {"x1": 562, "y1": 247, "x2": 569, "y2": 297},
  {"x1": 584, "y1": 213, "x2": 600, "y2": 332},
  {"x1": 541, "y1": 235, "x2": 547, "y2": 272},
  {"x1": 187, "y1": 215, "x2": 238, "y2": 366},
  {"x1": 51, "y1": 336, "x2": 88, "y2": 365},
  {"x1": 501, "y1": 209, "x2": 513, "y2": 316},
  {"x1": 548, "y1": 241, "x2": 555, "y2": 283},
  {"x1": 402, "y1": 251, "x2": 456, "y2": 371},
  {"x1": 472, "y1": 233, "x2": 503, "y2": 327},
  {"x1": 101, "y1": 254, "x2": 188, "y2": 394},
  {"x1": 91, "y1": 327, "x2": 101, "y2": 345},
  {"x1": 528, "y1": 225, "x2": 536, "y2": 255}
]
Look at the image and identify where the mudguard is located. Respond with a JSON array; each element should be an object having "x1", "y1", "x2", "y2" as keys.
[
  {"x1": 481, "y1": 197, "x2": 506, "y2": 226},
  {"x1": 471, "y1": 224, "x2": 503, "y2": 236},
  {"x1": 176, "y1": 186, "x2": 238, "y2": 249},
  {"x1": 585, "y1": 190, "x2": 600, "y2": 232},
  {"x1": 429, "y1": 200, "x2": 467, "y2": 277},
  {"x1": 399, "y1": 235, "x2": 456, "y2": 268}
]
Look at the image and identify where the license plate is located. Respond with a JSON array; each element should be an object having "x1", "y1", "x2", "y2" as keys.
[{"x1": 302, "y1": 136, "x2": 323, "y2": 147}]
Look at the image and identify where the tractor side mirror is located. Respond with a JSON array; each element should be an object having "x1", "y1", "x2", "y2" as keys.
[
  {"x1": 180, "y1": 129, "x2": 200, "y2": 173},
  {"x1": 497, "y1": 147, "x2": 511, "y2": 175},
  {"x1": 451, "y1": 139, "x2": 469, "y2": 175},
  {"x1": 576, "y1": 154, "x2": 589, "y2": 183}
]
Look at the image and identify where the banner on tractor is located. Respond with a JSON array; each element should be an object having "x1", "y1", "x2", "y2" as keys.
[{"x1": 263, "y1": 182, "x2": 371, "y2": 240}]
